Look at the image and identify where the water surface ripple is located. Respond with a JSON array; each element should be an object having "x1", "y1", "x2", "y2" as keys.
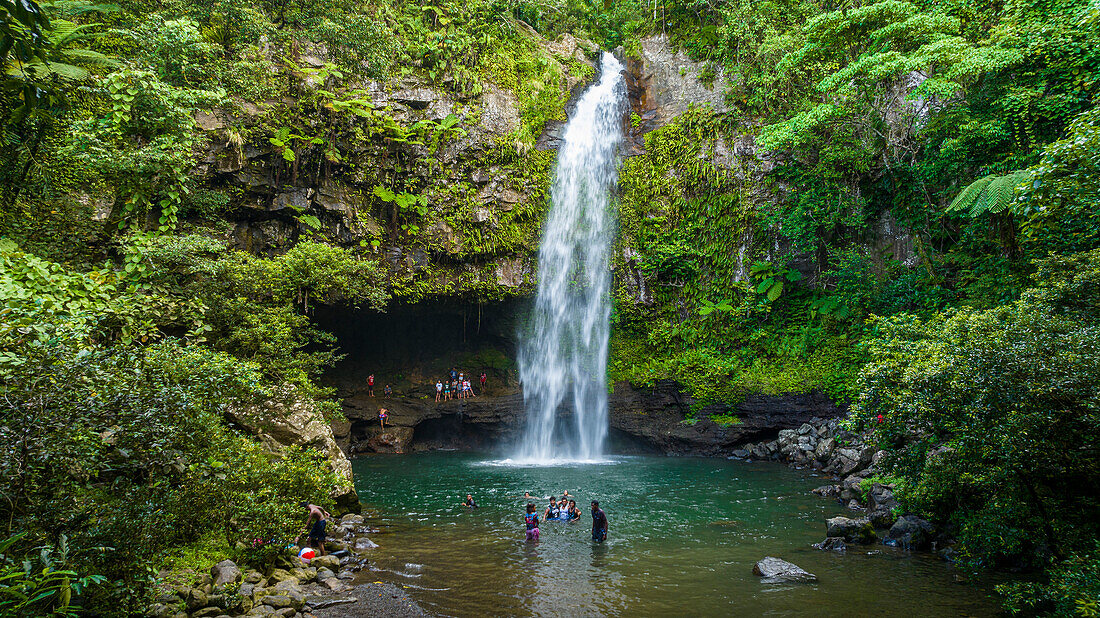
[{"x1": 351, "y1": 453, "x2": 995, "y2": 617}]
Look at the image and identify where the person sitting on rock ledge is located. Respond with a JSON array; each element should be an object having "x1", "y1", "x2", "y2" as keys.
[{"x1": 384, "y1": 384, "x2": 392, "y2": 396}]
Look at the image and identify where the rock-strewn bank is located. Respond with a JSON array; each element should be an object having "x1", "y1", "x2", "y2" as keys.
[
  {"x1": 736, "y1": 418, "x2": 943, "y2": 555},
  {"x1": 150, "y1": 515, "x2": 413, "y2": 618}
]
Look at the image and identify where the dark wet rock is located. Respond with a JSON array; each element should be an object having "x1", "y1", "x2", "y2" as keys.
[
  {"x1": 813, "y1": 537, "x2": 847, "y2": 552},
  {"x1": 185, "y1": 588, "x2": 208, "y2": 611},
  {"x1": 869, "y1": 507, "x2": 898, "y2": 529},
  {"x1": 886, "y1": 515, "x2": 936, "y2": 550},
  {"x1": 752, "y1": 557, "x2": 818, "y2": 583},
  {"x1": 811, "y1": 484, "x2": 841, "y2": 498},
  {"x1": 826, "y1": 516, "x2": 877, "y2": 544}
]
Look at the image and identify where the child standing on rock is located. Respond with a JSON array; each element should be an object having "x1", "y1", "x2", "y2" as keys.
[{"x1": 378, "y1": 407, "x2": 388, "y2": 430}]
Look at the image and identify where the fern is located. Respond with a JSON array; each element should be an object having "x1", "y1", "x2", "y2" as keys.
[{"x1": 947, "y1": 171, "x2": 1029, "y2": 217}]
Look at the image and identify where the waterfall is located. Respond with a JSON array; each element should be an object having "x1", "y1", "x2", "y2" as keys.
[{"x1": 516, "y1": 52, "x2": 626, "y2": 463}]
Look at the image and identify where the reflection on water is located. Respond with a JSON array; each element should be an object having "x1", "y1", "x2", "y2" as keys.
[{"x1": 351, "y1": 453, "x2": 996, "y2": 617}]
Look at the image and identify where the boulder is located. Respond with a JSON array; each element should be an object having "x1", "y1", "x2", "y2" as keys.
[
  {"x1": 752, "y1": 557, "x2": 817, "y2": 583},
  {"x1": 813, "y1": 537, "x2": 848, "y2": 552},
  {"x1": 260, "y1": 594, "x2": 297, "y2": 610},
  {"x1": 316, "y1": 568, "x2": 336, "y2": 581},
  {"x1": 886, "y1": 515, "x2": 936, "y2": 550},
  {"x1": 185, "y1": 588, "x2": 208, "y2": 612},
  {"x1": 868, "y1": 483, "x2": 898, "y2": 511},
  {"x1": 190, "y1": 608, "x2": 222, "y2": 618},
  {"x1": 323, "y1": 578, "x2": 350, "y2": 592},
  {"x1": 353, "y1": 537, "x2": 378, "y2": 550},
  {"x1": 311, "y1": 554, "x2": 341, "y2": 571},
  {"x1": 245, "y1": 605, "x2": 276, "y2": 617},
  {"x1": 811, "y1": 484, "x2": 840, "y2": 498},
  {"x1": 826, "y1": 516, "x2": 877, "y2": 544},
  {"x1": 266, "y1": 569, "x2": 296, "y2": 585},
  {"x1": 869, "y1": 507, "x2": 897, "y2": 529},
  {"x1": 210, "y1": 560, "x2": 241, "y2": 588}
]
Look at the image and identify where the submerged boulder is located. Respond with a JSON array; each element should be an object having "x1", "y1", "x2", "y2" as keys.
[
  {"x1": 813, "y1": 537, "x2": 848, "y2": 552},
  {"x1": 752, "y1": 557, "x2": 818, "y2": 583}
]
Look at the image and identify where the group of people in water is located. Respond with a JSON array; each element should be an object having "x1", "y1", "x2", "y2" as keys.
[
  {"x1": 435, "y1": 367, "x2": 486, "y2": 402},
  {"x1": 461, "y1": 490, "x2": 608, "y2": 544},
  {"x1": 524, "y1": 494, "x2": 608, "y2": 543}
]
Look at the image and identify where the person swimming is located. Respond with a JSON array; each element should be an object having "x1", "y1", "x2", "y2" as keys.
[{"x1": 524, "y1": 503, "x2": 540, "y2": 542}]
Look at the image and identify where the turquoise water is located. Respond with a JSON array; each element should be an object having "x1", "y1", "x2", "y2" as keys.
[{"x1": 350, "y1": 453, "x2": 995, "y2": 617}]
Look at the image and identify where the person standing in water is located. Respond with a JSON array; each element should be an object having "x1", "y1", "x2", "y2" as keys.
[
  {"x1": 524, "y1": 503, "x2": 540, "y2": 542},
  {"x1": 591, "y1": 500, "x2": 608, "y2": 543},
  {"x1": 459, "y1": 494, "x2": 477, "y2": 508},
  {"x1": 567, "y1": 500, "x2": 581, "y2": 521},
  {"x1": 544, "y1": 497, "x2": 559, "y2": 521}
]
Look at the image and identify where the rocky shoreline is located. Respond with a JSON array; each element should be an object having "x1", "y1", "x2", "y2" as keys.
[
  {"x1": 148, "y1": 515, "x2": 420, "y2": 618},
  {"x1": 735, "y1": 417, "x2": 944, "y2": 556}
]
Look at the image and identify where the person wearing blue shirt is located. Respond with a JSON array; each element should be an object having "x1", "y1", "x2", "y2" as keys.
[{"x1": 591, "y1": 500, "x2": 608, "y2": 543}]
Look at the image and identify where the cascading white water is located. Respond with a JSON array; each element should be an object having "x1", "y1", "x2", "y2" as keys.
[{"x1": 515, "y1": 52, "x2": 626, "y2": 463}]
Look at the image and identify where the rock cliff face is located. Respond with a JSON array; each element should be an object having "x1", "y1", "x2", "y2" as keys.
[
  {"x1": 227, "y1": 388, "x2": 359, "y2": 511},
  {"x1": 334, "y1": 380, "x2": 842, "y2": 457}
]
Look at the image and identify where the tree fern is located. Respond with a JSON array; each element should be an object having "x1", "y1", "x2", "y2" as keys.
[{"x1": 947, "y1": 171, "x2": 1029, "y2": 217}]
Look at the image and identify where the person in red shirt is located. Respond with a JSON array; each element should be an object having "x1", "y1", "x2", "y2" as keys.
[{"x1": 367, "y1": 374, "x2": 375, "y2": 397}]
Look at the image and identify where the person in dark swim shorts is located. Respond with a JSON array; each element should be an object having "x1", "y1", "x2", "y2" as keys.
[
  {"x1": 591, "y1": 500, "x2": 608, "y2": 543},
  {"x1": 300, "y1": 501, "x2": 331, "y2": 555}
]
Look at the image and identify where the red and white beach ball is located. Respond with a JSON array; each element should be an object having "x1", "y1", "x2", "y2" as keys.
[{"x1": 298, "y1": 547, "x2": 316, "y2": 563}]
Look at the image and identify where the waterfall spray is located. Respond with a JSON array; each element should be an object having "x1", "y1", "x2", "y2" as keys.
[{"x1": 516, "y1": 52, "x2": 626, "y2": 463}]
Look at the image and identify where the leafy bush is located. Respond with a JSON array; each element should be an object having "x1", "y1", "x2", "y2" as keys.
[
  {"x1": 852, "y1": 249, "x2": 1100, "y2": 606},
  {"x1": 0, "y1": 256, "x2": 345, "y2": 614}
]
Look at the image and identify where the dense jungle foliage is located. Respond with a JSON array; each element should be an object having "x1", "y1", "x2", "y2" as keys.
[{"x1": 1, "y1": 0, "x2": 1098, "y2": 612}]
